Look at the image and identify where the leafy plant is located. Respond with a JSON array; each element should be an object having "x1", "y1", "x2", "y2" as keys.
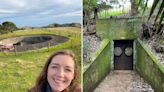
[{"x1": 139, "y1": 0, "x2": 164, "y2": 34}]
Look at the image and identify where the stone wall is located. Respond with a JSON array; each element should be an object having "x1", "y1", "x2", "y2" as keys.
[
  {"x1": 83, "y1": 39, "x2": 111, "y2": 92},
  {"x1": 136, "y1": 39, "x2": 164, "y2": 92}
]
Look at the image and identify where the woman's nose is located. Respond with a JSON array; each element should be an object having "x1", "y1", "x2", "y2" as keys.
[{"x1": 56, "y1": 68, "x2": 64, "y2": 77}]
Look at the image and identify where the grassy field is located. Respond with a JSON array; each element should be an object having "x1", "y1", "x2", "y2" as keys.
[
  {"x1": 98, "y1": 8, "x2": 129, "y2": 18},
  {"x1": 0, "y1": 27, "x2": 81, "y2": 92},
  {"x1": 98, "y1": 8, "x2": 152, "y2": 18}
]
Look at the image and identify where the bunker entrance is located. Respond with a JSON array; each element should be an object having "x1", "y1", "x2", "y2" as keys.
[{"x1": 114, "y1": 40, "x2": 133, "y2": 70}]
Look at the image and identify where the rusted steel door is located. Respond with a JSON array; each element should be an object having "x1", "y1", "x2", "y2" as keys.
[{"x1": 114, "y1": 40, "x2": 133, "y2": 70}]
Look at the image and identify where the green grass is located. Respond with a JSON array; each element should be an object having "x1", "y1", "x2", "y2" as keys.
[
  {"x1": 98, "y1": 9, "x2": 129, "y2": 18},
  {"x1": 98, "y1": 7, "x2": 152, "y2": 18},
  {"x1": 0, "y1": 27, "x2": 81, "y2": 92}
]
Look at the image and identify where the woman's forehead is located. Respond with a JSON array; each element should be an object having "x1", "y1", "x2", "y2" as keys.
[{"x1": 51, "y1": 55, "x2": 75, "y2": 67}]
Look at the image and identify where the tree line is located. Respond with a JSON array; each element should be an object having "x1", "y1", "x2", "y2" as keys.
[
  {"x1": 83, "y1": 0, "x2": 163, "y2": 35},
  {"x1": 43, "y1": 23, "x2": 81, "y2": 28},
  {"x1": 0, "y1": 21, "x2": 17, "y2": 34}
]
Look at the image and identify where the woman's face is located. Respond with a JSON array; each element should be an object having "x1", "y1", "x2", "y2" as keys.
[{"x1": 47, "y1": 55, "x2": 75, "y2": 92}]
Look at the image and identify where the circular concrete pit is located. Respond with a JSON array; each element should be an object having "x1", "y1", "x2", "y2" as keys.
[{"x1": 0, "y1": 34, "x2": 69, "y2": 52}]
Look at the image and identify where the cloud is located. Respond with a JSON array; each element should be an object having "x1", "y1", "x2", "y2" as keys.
[
  {"x1": 9, "y1": 0, "x2": 27, "y2": 8},
  {"x1": 53, "y1": 11, "x2": 81, "y2": 18},
  {"x1": 55, "y1": 0, "x2": 82, "y2": 7},
  {"x1": 0, "y1": 0, "x2": 81, "y2": 27},
  {"x1": 0, "y1": 0, "x2": 81, "y2": 15},
  {"x1": 0, "y1": 0, "x2": 27, "y2": 9},
  {"x1": 0, "y1": 9, "x2": 18, "y2": 14},
  {"x1": 17, "y1": 10, "x2": 81, "y2": 20},
  {"x1": 38, "y1": 10, "x2": 55, "y2": 15}
]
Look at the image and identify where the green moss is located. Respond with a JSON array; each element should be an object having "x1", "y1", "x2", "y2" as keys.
[
  {"x1": 96, "y1": 18, "x2": 143, "y2": 39},
  {"x1": 83, "y1": 39, "x2": 110, "y2": 72},
  {"x1": 136, "y1": 39, "x2": 164, "y2": 92},
  {"x1": 137, "y1": 39, "x2": 164, "y2": 72},
  {"x1": 91, "y1": 39, "x2": 110, "y2": 62},
  {"x1": 83, "y1": 39, "x2": 111, "y2": 92}
]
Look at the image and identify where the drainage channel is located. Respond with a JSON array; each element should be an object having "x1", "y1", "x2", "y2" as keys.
[{"x1": 93, "y1": 70, "x2": 154, "y2": 92}]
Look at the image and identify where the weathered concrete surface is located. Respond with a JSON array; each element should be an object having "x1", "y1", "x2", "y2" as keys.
[
  {"x1": 83, "y1": 39, "x2": 111, "y2": 92},
  {"x1": 94, "y1": 70, "x2": 154, "y2": 92},
  {"x1": 0, "y1": 34, "x2": 68, "y2": 52},
  {"x1": 136, "y1": 39, "x2": 164, "y2": 92},
  {"x1": 96, "y1": 18, "x2": 142, "y2": 39}
]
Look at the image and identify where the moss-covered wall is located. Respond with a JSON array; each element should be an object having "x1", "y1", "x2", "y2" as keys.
[
  {"x1": 136, "y1": 39, "x2": 164, "y2": 92},
  {"x1": 83, "y1": 39, "x2": 111, "y2": 92},
  {"x1": 96, "y1": 18, "x2": 142, "y2": 39},
  {"x1": 83, "y1": 18, "x2": 142, "y2": 92},
  {"x1": 84, "y1": 18, "x2": 164, "y2": 92}
]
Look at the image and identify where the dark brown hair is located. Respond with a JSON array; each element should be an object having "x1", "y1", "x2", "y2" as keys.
[{"x1": 29, "y1": 50, "x2": 80, "y2": 92}]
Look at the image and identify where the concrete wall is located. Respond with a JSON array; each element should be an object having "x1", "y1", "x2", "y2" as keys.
[
  {"x1": 83, "y1": 39, "x2": 111, "y2": 92},
  {"x1": 83, "y1": 18, "x2": 142, "y2": 92},
  {"x1": 84, "y1": 18, "x2": 164, "y2": 92},
  {"x1": 0, "y1": 37, "x2": 24, "y2": 45},
  {"x1": 96, "y1": 18, "x2": 142, "y2": 40},
  {"x1": 136, "y1": 39, "x2": 164, "y2": 92},
  {"x1": 0, "y1": 34, "x2": 68, "y2": 52}
]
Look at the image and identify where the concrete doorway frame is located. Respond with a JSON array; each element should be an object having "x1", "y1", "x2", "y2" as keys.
[{"x1": 111, "y1": 40, "x2": 136, "y2": 70}]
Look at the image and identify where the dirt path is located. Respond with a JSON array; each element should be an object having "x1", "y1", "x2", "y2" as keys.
[{"x1": 93, "y1": 70, "x2": 154, "y2": 92}]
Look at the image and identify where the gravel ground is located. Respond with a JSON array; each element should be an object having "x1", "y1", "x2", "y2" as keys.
[
  {"x1": 83, "y1": 35, "x2": 102, "y2": 62},
  {"x1": 94, "y1": 70, "x2": 154, "y2": 92}
]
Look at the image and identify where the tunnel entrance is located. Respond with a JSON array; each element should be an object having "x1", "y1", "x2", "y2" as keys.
[{"x1": 114, "y1": 40, "x2": 133, "y2": 70}]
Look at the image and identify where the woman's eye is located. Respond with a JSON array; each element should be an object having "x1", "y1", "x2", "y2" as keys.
[
  {"x1": 65, "y1": 69, "x2": 72, "y2": 72},
  {"x1": 51, "y1": 66, "x2": 58, "y2": 68}
]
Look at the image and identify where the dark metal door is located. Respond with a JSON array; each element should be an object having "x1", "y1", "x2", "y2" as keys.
[{"x1": 114, "y1": 40, "x2": 133, "y2": 70}]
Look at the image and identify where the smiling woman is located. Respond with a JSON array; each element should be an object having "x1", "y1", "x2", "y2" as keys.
[{"x1": 28, "y1": 50, "x2": 81, "y2": 92}]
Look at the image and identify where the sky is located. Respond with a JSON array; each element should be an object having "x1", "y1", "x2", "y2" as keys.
[{"x1": 0, "y1": 0, "x2": 82, "y2": 27}]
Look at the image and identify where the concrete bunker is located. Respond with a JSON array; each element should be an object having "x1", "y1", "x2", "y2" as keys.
[
  {"x1": 14, "y1": 35, "x2": 52, "y2": 45},
  {"x1": 0, "y1": 34, "x2": 69, "y2": 52},
  {"x1": 84, "y1": 18, "x2": 164, "y2": 92}
]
